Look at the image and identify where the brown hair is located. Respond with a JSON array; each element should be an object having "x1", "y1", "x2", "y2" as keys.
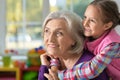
[{"x1": 90, "y1": 0, "x2": 120, "y2": 28}]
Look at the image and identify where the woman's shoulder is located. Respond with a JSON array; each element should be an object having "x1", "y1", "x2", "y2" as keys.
[{"x1": 77, "y1": 49, "x2": 94, "y2": 63}]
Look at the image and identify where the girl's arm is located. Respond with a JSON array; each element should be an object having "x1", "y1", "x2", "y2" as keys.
[{"x1": 58, "y1": 43, "x2": 120, "y2": 79}]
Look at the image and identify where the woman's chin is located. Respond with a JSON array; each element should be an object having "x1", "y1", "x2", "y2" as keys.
[{"x1": 47, "y1": 50, "x2": 56, "y2": 55}]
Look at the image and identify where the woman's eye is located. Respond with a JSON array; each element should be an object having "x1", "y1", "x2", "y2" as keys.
[
  {"x1": 44, "y1": 29, "x2": 50, "y2": 36},
  {"x1": 44, "y1": 29, "x2": 49, "y2": 33},
  {"x1": 56, "y1": 32, "x2": 63, "y2": 36}
]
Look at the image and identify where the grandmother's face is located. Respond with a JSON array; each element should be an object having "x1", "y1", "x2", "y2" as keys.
[{"x1": 44, "y1": 18, "x2": 74, "y2": 57}]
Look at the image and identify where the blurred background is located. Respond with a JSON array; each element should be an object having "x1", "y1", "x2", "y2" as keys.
[
  {"x1": 0, "y1": 0, "x2": 119, "y2": 54},
  {"x1": 2, "y1": 0, "x2": 93, "y2": 51},
  {"x1": 0, "y1": 0, "x2": 119, "y2": 80}
]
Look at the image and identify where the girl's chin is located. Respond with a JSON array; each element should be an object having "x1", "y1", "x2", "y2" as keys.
[{"x1": 84, "y1": 33, "x2": 91, "y2": 37}]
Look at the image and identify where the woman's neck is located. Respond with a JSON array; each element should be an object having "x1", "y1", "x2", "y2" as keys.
[{"x1": 62, "y1": 53, "x2": 82, "y2": 69}]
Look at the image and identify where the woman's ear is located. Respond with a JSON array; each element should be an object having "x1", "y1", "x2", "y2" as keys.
[
  {"x1": 104, "y1": 21, "x2": 113, "y2": 30},
  {"x1": 71, "y1": 42, "x2": 76, "y2": 48}
]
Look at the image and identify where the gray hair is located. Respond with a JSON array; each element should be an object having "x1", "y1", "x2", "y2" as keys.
[{"x1": 42, "y1": 11, "x2": 85, "y2": 54}]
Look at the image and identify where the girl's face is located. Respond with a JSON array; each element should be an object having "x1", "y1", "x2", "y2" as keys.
[
  {"x1": 44, "y1": 19, "x2": 74, "y2": 57},
  {"x1": 83, "y1": 5, "x2": 109, "y2": 39}
]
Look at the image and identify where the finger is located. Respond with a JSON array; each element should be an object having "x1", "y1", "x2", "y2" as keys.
[
  {"x1": 44, "y1": 73, "x2": 53, "y2": 80},
  {"x1": 49, "y1": 69, "x2": 59, "y2": 80},
  {"x1": 40, "y1": 53, "x2": 47, "y2": 59},
  {"x1": 40, "y1": 54, "x2": 51, "y2": 65},
  {"x1": 58, "y1": 58, "x2": 66, "y2": 70}
]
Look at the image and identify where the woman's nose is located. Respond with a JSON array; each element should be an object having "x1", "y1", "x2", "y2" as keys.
[{"x1": 48, "y1": 33, "x2": 55, "y2": 42}]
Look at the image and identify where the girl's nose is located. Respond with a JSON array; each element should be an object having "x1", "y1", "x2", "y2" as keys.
[{"x1": 83, "y1": 19, "x2": 89, "y2": 27}]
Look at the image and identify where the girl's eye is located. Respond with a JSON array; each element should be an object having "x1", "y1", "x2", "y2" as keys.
[
  {"x1": 83, "y1": 16, "x2": 86, "y2": 20},
  {"x1": 56, "y1": 31, "x2": 63, "y2": 36},
  {"x1": 90, "y1": 19, "x2": 96, "y2": 23},
  {"x1": 83, "y1": 16, "x2": 86, "y2": 21}
]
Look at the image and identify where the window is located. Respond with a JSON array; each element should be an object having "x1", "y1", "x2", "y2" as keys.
[
  {"x1": 6, "y1": 0, "x2": 43, "y2": 50},
  {"x1": 5, "y1": 0, "x2": 92, "y2": 54}
]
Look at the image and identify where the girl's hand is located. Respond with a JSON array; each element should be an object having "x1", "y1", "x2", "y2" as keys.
[{"x1": 44, "y1": 68, "x2": 59, "y2": 80}]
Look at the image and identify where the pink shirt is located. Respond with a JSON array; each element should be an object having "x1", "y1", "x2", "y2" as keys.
[{"x1": 86, "y1": 29, "x2": 120, "y2": 80}]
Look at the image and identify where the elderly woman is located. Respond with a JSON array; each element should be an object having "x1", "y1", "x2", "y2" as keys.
[{"x1": 38, "y1": 11, "x2": 109, "y2": 80}]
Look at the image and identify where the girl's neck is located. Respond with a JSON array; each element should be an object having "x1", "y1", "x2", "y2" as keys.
[{"x1": 88, "y1": 30, "x2": 111, "y2": 41}]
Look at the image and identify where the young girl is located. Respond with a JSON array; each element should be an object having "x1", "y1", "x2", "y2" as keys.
[
  {"x1": 83, "y1": 0, "x2": 120, "y2": 79},
  {"x1": 44, "y1": 0, "x2": 120, "y2": 80}
]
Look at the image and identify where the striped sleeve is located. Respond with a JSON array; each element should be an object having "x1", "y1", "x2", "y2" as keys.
[{"x1": 58, "y1": 43, "x2": 120, "y2": 80}]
